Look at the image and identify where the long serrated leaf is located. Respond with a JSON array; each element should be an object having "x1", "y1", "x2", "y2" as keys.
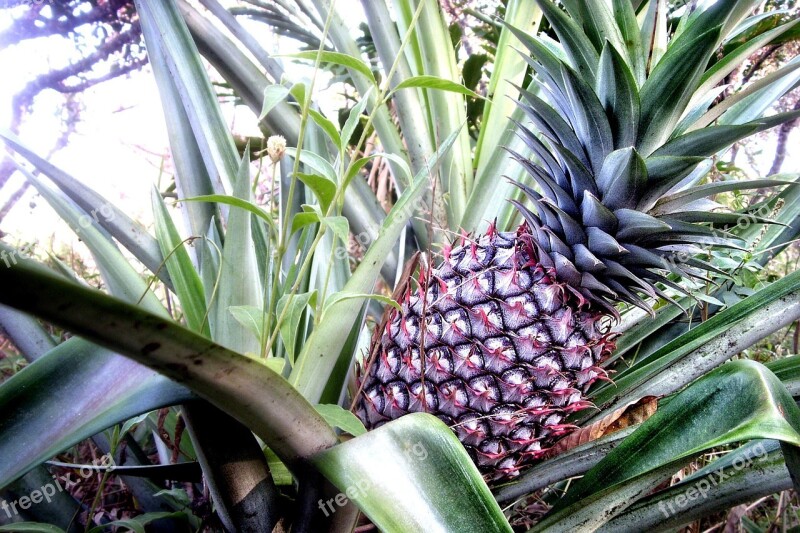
[
  {"x1": 136, "y1": 0, "x2": 239, "y2": 195},
  {"x1": 15, "y1": 166, "x2": 164, "y2": 313},
  {"x1": 474, "y1": 1, "x2": 541, "y2": 181},
  {"x1": 536, "y1": 361, "x2": 800, "y2": 530},
  {"x1": 598, "y1": 440, "x2": 791, "y2": 532},
  {"x1": 565, "y1": 0, "x2": 626, "y2": 63},
  {"x1": 637, "y1": 25, "x2": 722, "y2": 155},
  {"x1": 178, "y1": 0, "x2": 300, "y2": 146},
  {"x1": 0, "y1": 335, "x2": 193, "y2": 486},
  {"x1": 213, "y1": 153, "x2": 263, "y2": 354},
  {"x1": 588, "y1": 269, "x2": 800, "y2": 421},
  {"x1": 561, "y1": 63, "x2": 614, "y2": 174},
  {"x1": 0, "y1": 252, "x2": 338, "y2": 471},
  {"x1": 406, "y1": 0, "x2": 472, "y2": 227},
  {"x1": 311, "y1": 413, "x2": 512, "y2": 533},
  {"x1": 151, "y1": 187, "x2": 208, "y2": 336},
  {"x1": 697, "y1": 56, "x2": 800, "y2": 129},
  {"x1": 611, "y1": 0, "x2": 645, "y2": 85},
  {"x1": 534, "y1": 0, "x2": 599, "y2": 80},
  {"x1": 140, "y1": 7, "x2": 217, "y2": 240},
  {"x1": 695, "y1": 18, "x2": 800, "y2": 102},
  {"x1": 597, "y1": 42, "x2": 640, "y2": 149},
  {"x1": 652, "y1": 179, "x2": 792, "y2": 215}
]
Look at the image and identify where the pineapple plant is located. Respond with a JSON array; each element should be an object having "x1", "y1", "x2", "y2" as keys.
[
  {"x1": 2, "y1": 0, "x2": 800, "y2": 530},
  {"x1": 355, "y1": 0, "x2": 800, "y2": 481}
]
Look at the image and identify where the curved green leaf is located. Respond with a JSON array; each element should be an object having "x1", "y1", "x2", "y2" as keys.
[
  {"x1": 588, "y1": 268, "x2": 800, "y2": 419},
  {"x1": 535, "y1": 360, "x2": 800, "y2": 530},
  {"x1": 260, "y1": 84, "x2": 290, "y2": 120},
  {"x1": 311, "y1": 413, "x2": 512, "y2": 533},
  {"x1": 0, "y1": 252, "x2": 338, "y2": 472},
  {"x1": 0, "y1": 130, "x2": 169, "y2": 287},
  {"x1": 598, "y1": 440, "x2": 791, "y2": 532},
  {"x1": 0, "y1": 337, "x2": 193, "y2": 486},
  {"x1": 179, "y1": 194, "x2": 277, "y2": 237}
]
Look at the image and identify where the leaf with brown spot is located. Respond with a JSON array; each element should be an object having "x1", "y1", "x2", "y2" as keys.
[{"x1": 547, "y1": 396, "x2": 658, "y2": 458}]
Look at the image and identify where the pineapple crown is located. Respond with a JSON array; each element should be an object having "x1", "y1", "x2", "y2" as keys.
[{"x1": 506, "y1": 0, "x2": 799, "y2": 313}]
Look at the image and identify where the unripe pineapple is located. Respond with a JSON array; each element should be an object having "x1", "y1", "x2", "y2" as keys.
[{"x1": 355, "y1": 0, "x2": 798, "y2": 481}]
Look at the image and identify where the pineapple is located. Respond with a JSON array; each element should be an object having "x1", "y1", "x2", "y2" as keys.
[{"x1": 355, "y1": 0, "x2": 796, "y2": 481}]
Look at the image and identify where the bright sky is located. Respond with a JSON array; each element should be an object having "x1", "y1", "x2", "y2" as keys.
[{"x1": 0, "y1": 1, "x2": 362, "y2": 256}]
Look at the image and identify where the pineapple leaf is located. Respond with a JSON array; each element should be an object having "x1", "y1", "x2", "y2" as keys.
[
  {"x1": 652, "y1": 179, "x2": 794, "y2": 215},
  {"x1": 536, "y1": 361, "x2": 800, "y2": 530},
  {"x1": 638, "y1": 25, "x2": 722, "y2": 155},
  {"x1": 534, "y1": 0, "x2": 599, "y2": 80},
  {"x1": 696, "y1": 17, "x2": 800, "y2": 102},
  {"x1": 588, "y1": 269, "x2": 800, "y2": 420},
  {"x1": 599, "y1": 439, "x2": 789, "y2": 531},
  {"x1": 135, "y1": 0, "x2": 240, "y2": 194},
  {"x1": 311, "y1": 413, "x2": 512, "y2": 533},
  {"x1": 13, "y1": 165, "x2": 165, "y2": 314},
  {"x1": 0, "y1": 250, "x2": 338, "y2": 470},
  {"x1": 597, "y1": 41, "x2": 640, "y2": 149},
  {"x1": 151, "y1": 187, "x2": 209, "y2": 336},
  {"x1": 651, "y1": 124, "x2": 760, "y2": 159},
  {"x1": 290, "y1": 125, "x2": 464, "y2": 403},
  {"x1": 610, "y1": 0, "x2": 645, "y2": 85},
  {"x1": 560, "y1": 63, "x2": 614, "y2": 173},
  {"x1": 211, "y1": 152, "x2": 263, "y2": 355},
  {"x1": 0, "y1": 130, "x2": 169, "y2": 286},
  {"x1": 0, "y1": 333, "x2": 194, "y2": 488},
  {"x1": 562, "y1": 0, "x2": 626, "y2": 62}
]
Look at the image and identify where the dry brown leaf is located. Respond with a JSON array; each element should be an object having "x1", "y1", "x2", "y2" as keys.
[{"x1": 546, "y1": 396, "x2": 659, "y2": 458}]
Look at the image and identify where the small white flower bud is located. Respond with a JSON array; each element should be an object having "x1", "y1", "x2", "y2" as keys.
[{"x1": 266, "y1": 135, "x2": 286, "y2": 163}]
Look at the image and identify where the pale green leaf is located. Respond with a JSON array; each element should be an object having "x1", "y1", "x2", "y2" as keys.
[
  {"x1": 282, "y1": 51, "x2": 376, "y2": 86},
  {"x1": 314, "y1": 404, "x2": 367, "y2": 437},
  {"x1": 277, "y1": 291, "x2": 317, "y2": 366},
  {"x1": 260, "y1": 84, "x2": 290, "y2": 120},
  {"x1": 308, "y1": 108, "x2": 342, "y2": 149},
  {"x1": 228, "y1": 305, "x2": 264, "y2": 342},
  {"x1": 390, "y1": 75, "x2": 483, "y2": 99},
  {"x1": 297, "y1": 173, "x2": 337, "y2": 213},
  {"x1": 342, "y1": 87, "x2": 373, "y2": 151},
  {"x1": 285, "y1": 147, "x2": 337, "y2": 183},
  {"x1": 311, "y1": 413, "x2": 512, "y2": 533}
]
